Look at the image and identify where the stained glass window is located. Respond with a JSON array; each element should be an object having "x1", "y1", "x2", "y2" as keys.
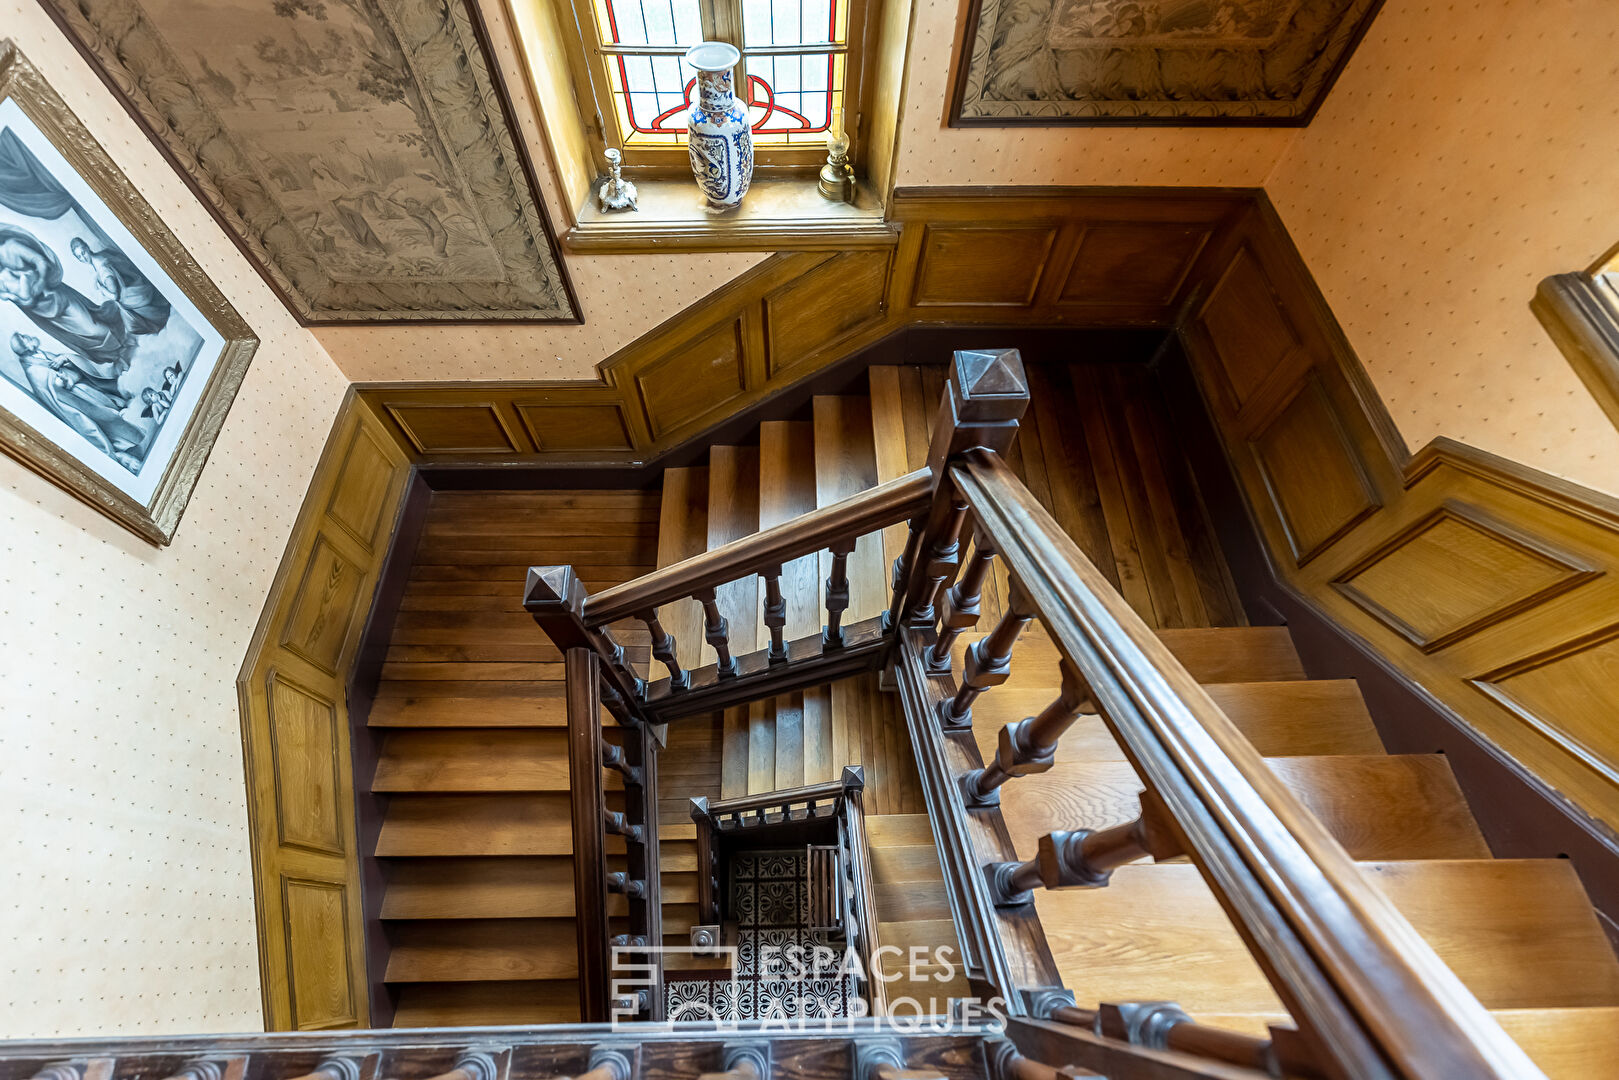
[{"x1": 587, "y1": 0, "x2": 850, "y2": 148}]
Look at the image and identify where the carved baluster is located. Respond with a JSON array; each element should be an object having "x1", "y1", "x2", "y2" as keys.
[
  {"x1": 605, "y1": 809, "x2": 644, "y2": 844},
  {"x1": 602, "y1": 742, "x2": 643, "y2": 786},
  {"x1": 161, "y1": 1064, "x2": 226, "y2": 1080},
  {"x1": 28, "y1": 1068, "x2": 85, "y2": 1080},
  {"x1": 286, "y1": 1060, "x2": 362, "y2": 1080},
  {"x1": 639, "y1": 608, "x2": 688, "y2": 690},
  {"x1": 761, "y1": 565, "x2": 788, "y2": 663},
  {"x1": 985, "y1": 796, "x2": 1181, "y2": 905},
  {"x1": 937, "y1": 582, "x2": 1033, "y2": 728},
  {"x1": 856, "y1": 1040, "x2": 947, "y2": 1080},
  {"x1": 694, "y1": 587, "x2": 738, "y2": 677},
  {"x1": 609, "y1": 933, "x2": 647, "y2": 948},
  {"x1": 886, "y1": 517, "x2": 924, "y2": 631},
  {"x1": 698, "y1": 1044, "x2": 769, "y2": 1080},
  {"x1": 607, "y1": 871, "x2": 647, "y2": 899},
  {"x1": 906, "y1": 495, "x2": 968, "y2": 627},
  {"x1": 926, "y1": 533, "x2": 997, "y2": 673},
  {"x1": 961, "y1": 660, "x2": 1091, "y2": 807},
  {"x1": 824, "y1": 537, "x2": 856, "y2": 646},
  {"x1": 573, "y1": 1048, "x2": 634, "y2": 1080},
  {"x1": 411, "y1": 1053, "x2": 500, "y2": 1080}
]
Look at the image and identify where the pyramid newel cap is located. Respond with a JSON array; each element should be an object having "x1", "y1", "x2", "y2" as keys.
[
  {"x1": 841, "y1": 764, "x2": 866, "y2": 791},
  {"x1": 524, "y1": 564, "x2": 586, "y2": 613},
  {"x1": 950, "y1": 348, "x2": 1029, "y2": 423}
]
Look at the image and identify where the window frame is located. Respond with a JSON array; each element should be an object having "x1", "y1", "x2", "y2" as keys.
[{"x1": 553, "y1": 0, "x2": 873, "y2": 176}]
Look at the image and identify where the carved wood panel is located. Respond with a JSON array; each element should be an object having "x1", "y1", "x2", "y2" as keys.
[
  {"x1": 764, "y1": 250, "x2": 891, "y2": 379},
  {"x1": 912, "y1": 224, "x2": 1059, "y2": 307},
  {"x1": 1472, "y1": 624, "x2": 1619, "y2": 786},
  {"x1": 1057, "y1": 224, "x2": 1212, "y2": 308},
  {"x1": 386, "y1": 403, "x2": 523, "y2": 455},
  {"x1": 239, "y1": 397, "x2": 411, "y2": 1029},
  {"x1": 1333, "y1": 502, "x2": 1600, "y2": 653},
  {"x1": 1249, "y1": 376, "x2": 1381, "y2": 566},
  {"x1": 634, "y1": 318, "x2": 750, "y2": 441},
  {"x1": 1196, "y1": 243, "x2": 1307, "y2": 419}
]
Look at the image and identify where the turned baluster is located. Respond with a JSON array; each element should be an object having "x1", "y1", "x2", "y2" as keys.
[
  {"x1": 761, "y1": 565, "x2": 788, "y2": 663},
  {"x1": 824, "y1": 537, "x2": 856, "y2": 646},
  {"x1": 886, "y1": 518, "x2": 924, "y2": 630},
  {"x1": 698, "y1": 1045, "x2": 770, "y2": 1080},
  {"x1": 856, "y1": 1040, "x2": 947, "y2": 1080},
  {"x1": 602, "y1": 742, "x2": 643, "y2": 786},
  {"x1": 609, "y1": 933, "x2": 647, "y2": 948},
  {"x1": 906, "y1": 495, "x2": 968, "y2": 627},
  {"x1": 572, "y1": 1048, "x2": 634, "y2": 1080},
  {"x1": 961, "y1": 660, "x2": 1090, "y2": 807},
  {"x1": 605, "y1": 809, "x2": 644, "y2": 844},
  {"x1": 407, "y1": 1052, "x2": 500, "y2": 1080},
  {"x1": 937, "y1": 583, "x2": 1033, "y2": 728},
  {"x1": 607, "y1": 871, "x2": 647, "y2": 899},
  {"x1": 693, "y1": 587, "x2": 738, "y2": 677},
  {"x1": 27, "y1": 1068, "x2": 85, "y2": 1080},
  {"x1": 161, "y1": 1064, "x2": 226, "y2": 1080},
  {"x1": 286, "y1": 1061, "x2": 362, "y2": 1080},
  {"x1": 925, "y1": 532, "x2": 997, "y2": 673},
  {"x1": 639, "y1": 608, "x2": 688, "y2": 690},
  {"x1": 985, "y1": 796, "x2": 1181, "y2": 905}
]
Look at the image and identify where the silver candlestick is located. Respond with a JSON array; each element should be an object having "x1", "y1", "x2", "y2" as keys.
[{"x1": 597, "y1": 148, "x2": 639, "y2": 213}]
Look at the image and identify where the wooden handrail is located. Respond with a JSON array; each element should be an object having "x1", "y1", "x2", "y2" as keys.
[
  {"x1": 584, "y1": 467, "x2": 934, "y2": 625},
  {"x1": 700, "y1": 773, "x2": 855, "y2": 819},
  {"x1": 951, "y1": 447, "x2": 1542, "y2": 1080}
]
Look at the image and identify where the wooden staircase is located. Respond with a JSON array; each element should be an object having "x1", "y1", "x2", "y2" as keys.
[
  {"x1": 363, "y1": 488, "x2": 659, "y2": 1026},
  {"x1": 965, "y1": 620, "x2": 1619, "y2": 1077}
]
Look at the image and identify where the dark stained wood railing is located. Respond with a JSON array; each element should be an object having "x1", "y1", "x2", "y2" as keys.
[{"x1": 516, "y1": 346, "x2": 1540, "y2": 1079}]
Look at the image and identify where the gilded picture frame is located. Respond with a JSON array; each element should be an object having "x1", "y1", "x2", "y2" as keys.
[{"x1": 0, "y1": 40, "x2": 258, "y2": 546}]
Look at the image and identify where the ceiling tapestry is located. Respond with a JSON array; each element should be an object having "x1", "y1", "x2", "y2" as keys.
[
  {"x1": 952, "y1": 0, "x2": 1384, "y2": 124},
  {"x1": 41, "y1": 0, "x2": 578, "y2": 322}
]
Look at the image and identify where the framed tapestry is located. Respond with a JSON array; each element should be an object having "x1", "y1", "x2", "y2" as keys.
[
  {"x1": 949, "y1": 0, "x2": 1385, "y2": 125},
  {"x1": 0, "y1": 39, "x2": 258, "y2": 546},
  {"x1": 37, "y1": 0, "x2": 579, "y2": 324}
]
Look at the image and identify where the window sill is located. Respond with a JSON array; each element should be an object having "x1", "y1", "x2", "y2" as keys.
[{"x1": 563, "y1": 177, "x2": 896, "y2": 253}]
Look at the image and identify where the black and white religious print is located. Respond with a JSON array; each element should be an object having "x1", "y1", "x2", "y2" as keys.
[{"x1": 0, "y1": 95, "x2": 224, "y2": 508}]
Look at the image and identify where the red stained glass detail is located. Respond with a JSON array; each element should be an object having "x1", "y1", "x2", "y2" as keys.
[{"x1": 637, "y1": 70, "x2": 833, "y2": 135}]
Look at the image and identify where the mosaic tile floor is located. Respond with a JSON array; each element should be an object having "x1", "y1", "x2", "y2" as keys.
[{"x1": 665, "y1": 849, "x2": 860, "y2": 1020}]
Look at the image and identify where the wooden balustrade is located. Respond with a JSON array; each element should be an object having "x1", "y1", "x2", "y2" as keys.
[
  {"x1": 698, "y1": 1046, "x2": 769, "y2": 1080},
  {"x1": 605, "y1": 809, "x2": 643, "y2": 844},
  {"x1": 641, "y1": 609, "x2": 688, "y2": 691},
  {"x1": 284, "y1": 1062, "x2": 359, "y2": 1080},
  {"x1": 986, "y1": 794, "x2": 1181, "y2": 905},
  {"x1": 824, "y1": 538, "x2": 856, "y2": 646},
  {"x1": 925, "y1": 533, "x2": 996, "y2": 672},
  {"x1": 696, "y1": 588, "x2": 738, "y2": 677},
  {"x1": 761, "y1": 567, "x2": 788, "y2": 661},
  {"x1": 961, "y1": 660, "x2": 1090, "y2": 808},
  {"x1": 948, "y1": 445, "x2": 1540, "y2": 1079},
  {"x1": 840, "y1": 767, "x2": 885, "y2": 1017},
  {"x1": 414, "y1": 1053, "x2": 499, "y2": 1080},
  {"x1": 937, "y1": 582, "x2": 1034, "y2": 729}
]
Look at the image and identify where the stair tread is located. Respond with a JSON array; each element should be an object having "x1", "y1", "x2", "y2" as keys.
[
  {"x1": 384, "y1": 919, "x2": 580, "y2": 982},
  {"x1": 657, "y1": 465, "x2": 710, "y2": 672},
  {"x1": 368, "y1": 689, "x2": 566, "y2": 728},
  {"x1": 999, "y1": 755, "x2": 1489, "y2": 862},
  {"x1": 972, "y1": 679, "x2": 1384, "y2": 767},
  {"x1": 380, "y1": 857, "x2": 578, "y2": 919},
  {"x1": 813, "y1": 395, "x2": 887, "y2": 627},
  {"x1": 870, "y1": 844, "x2": 945, "y2": 883},
  {"x1": 390, "y1": 980, "x2": 581, "y2": 1027},
  {"x1": 1038, "y1": 860, "x2": 1619, "y2": 1015},
  {"x1": 373, "y1": 729, "x2": 589, "y2": 793},
  {"x1": 875, "y1": 879, "x2": 954, "y2": 922},
  {"x1": 707, "y1": 445, "x2": 761, "y2": 668},
  {"x1": 866, "y1": 814, "x2": 936, "y2": 846},
  {"x1": 957, "y1": 624, "x2": 1305, "y2": 691},
  {"x1": 1493, "y1": 1007, "x2": 1619, "y2": 1080},
  {"x1": 377, "y1": 794, "x2": 576, "y2": 856}
]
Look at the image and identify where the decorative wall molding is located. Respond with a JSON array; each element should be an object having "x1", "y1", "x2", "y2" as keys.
[{"x1": 39, "y1": 0, "x2": 577, "y2": 323}]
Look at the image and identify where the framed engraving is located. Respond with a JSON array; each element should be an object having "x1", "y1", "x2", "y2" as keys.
[{"x1": 0, "y1": 40, "x2": 258, "y2": 545}]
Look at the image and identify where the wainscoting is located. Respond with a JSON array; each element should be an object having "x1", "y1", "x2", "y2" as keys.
[
  {"x1": 1179, "y1": 198, "x2": 1619, "y2": 847},
  {"x1": 236, "y1": 393, "x2": 413, "y2": 1030}
]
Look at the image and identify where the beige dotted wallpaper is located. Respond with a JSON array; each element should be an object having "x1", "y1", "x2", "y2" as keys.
[
  {"x1": 0, "y1": 3, "x2": 348, "y2": 1038},
  {"x1": 1267, "y1": 0, "x2": 1619, "y2": 496}
]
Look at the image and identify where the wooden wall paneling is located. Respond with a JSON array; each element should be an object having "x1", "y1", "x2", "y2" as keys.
[
  {"x1": 1331, "y1": 500, "x2": 1601, "y2": 653},
  {"x1": 631, "y1": 315, "x2": 750, "y2": 443},
  {"x1": 384, "y1": 401, "x2": 526, "y2": 455},
  {"x1": 514, "y1": 398, "x2": 637, "y2": 453},
  {"x1": 1178, "y1": 194, "x2": 1619, "y2": 839},
  {"x1": 910, "y1": 222, "x2": 1060, "y2": 308},
  {"x1": 237, "y1": 392, "x2": 412, "y2": 1029},
  {"x1": 763, "y1": 250, "x2": 893, "y2": 380},
  {"x1": 1247, "y1": 374, "x2": 1382, "y2": 566}
]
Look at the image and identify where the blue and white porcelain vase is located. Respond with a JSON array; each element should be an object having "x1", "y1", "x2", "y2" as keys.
[{"x1": 685, "y1": 41, "x2": 752, "y2": 212}]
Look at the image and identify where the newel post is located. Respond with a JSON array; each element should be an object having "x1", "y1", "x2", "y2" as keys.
[
  {"x1": 898, "y1": 349, "x2": 1030, "y2": 627},
  {"x1": 527, "y1": 564, "x2": 644, "y2": 716}
]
